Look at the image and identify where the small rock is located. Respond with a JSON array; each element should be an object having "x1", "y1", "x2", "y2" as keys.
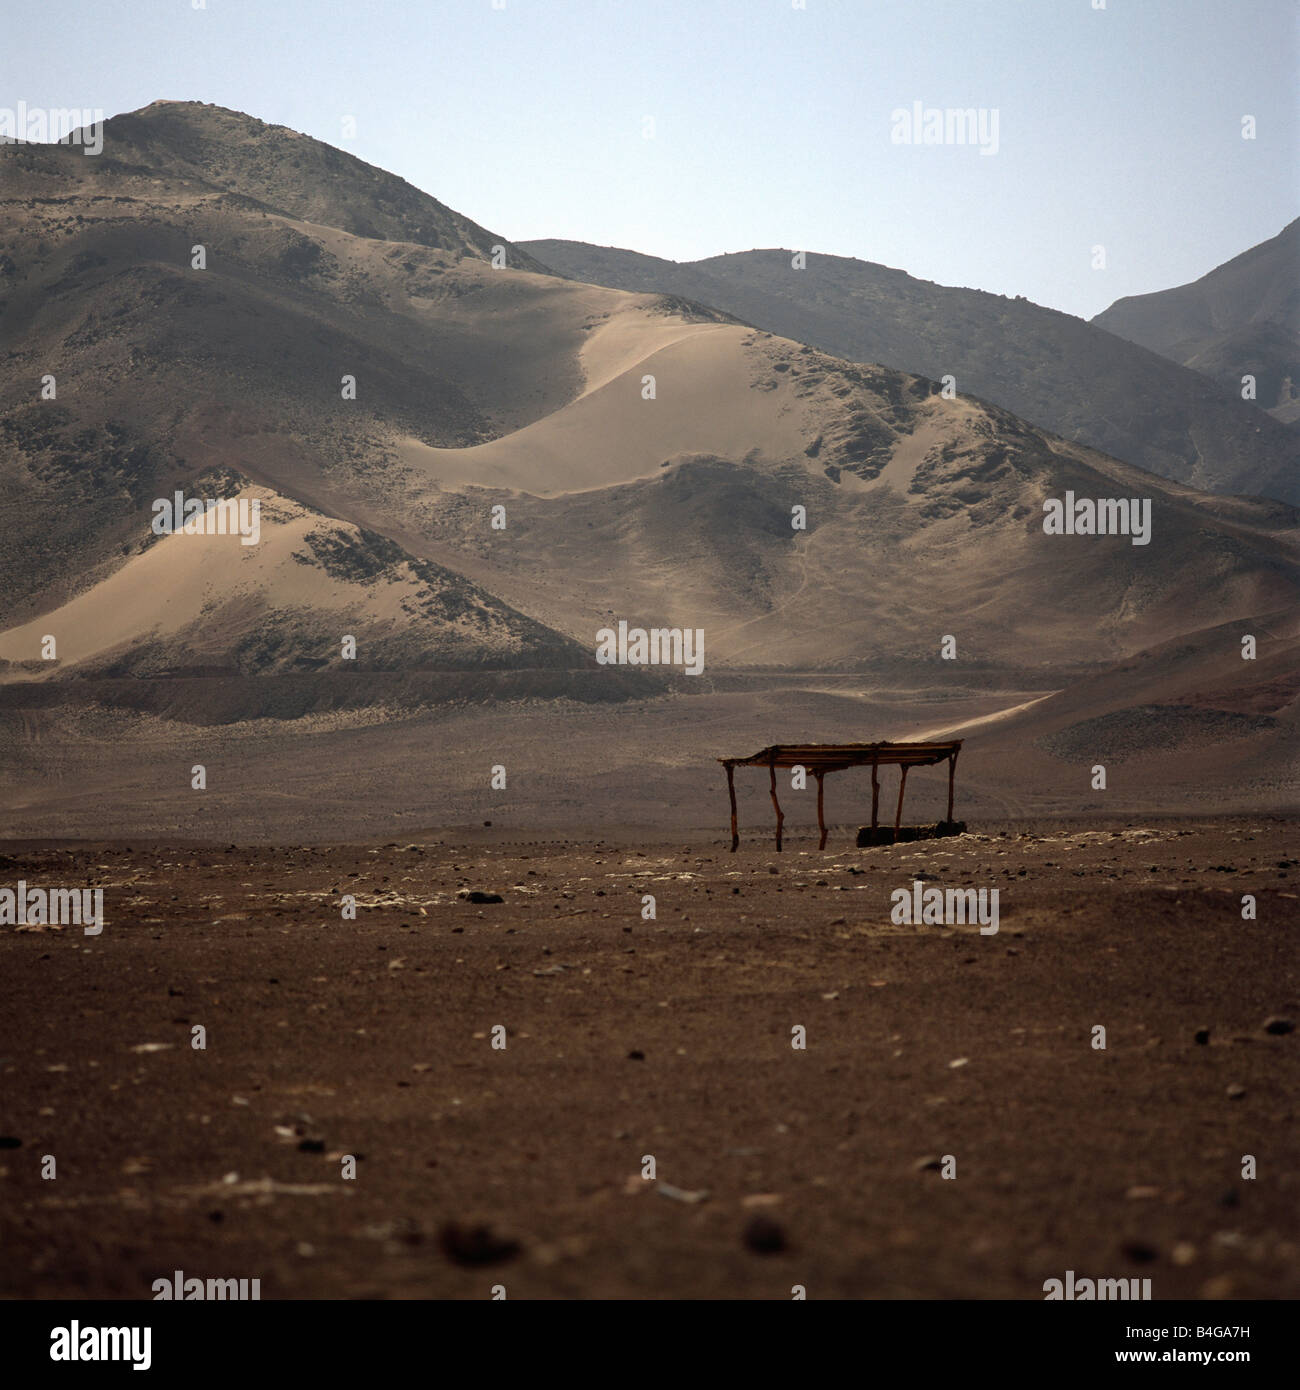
[
  {"x1": 460, "y1": 891, "x2": 504, "y2": 904},
  {"x1": 1125, "y1": 1185, "x2": 1159, "y2": 1200},
  {"x1": 657, "y1": 1182, "x2": 709, "y2": 1204},
  {"x1": 626, "y1": 1049, "x2": 645, "y2": 1060},
  {"x1": 1171, "y1": 1242, "x2": 1197, "y2": 1266},
  {"x1": 743, "y1": 1216, "x2": 788, "y2": 1254},
  {"x1": 1194, "y1": 1027, "x2": 1210, "y2": 1045},
  {"x1": 1226, "y1": 1083, "x2": 1246, "y2": 1100},
  {"x1": 912, "y1": 1155, "x2": 943, "y2": 1172},
  {"x1": 1121, "y1": 1241, "x2": 1158, "y2": 1263},
  {"x1": 438, "y1": 1222, "x2": 521, "y2": 1267},
  {"x1": 0, "y1": 1136, "x2": 21, "y2": 1149},
  {"x1": 1263, "y1": 1016, "x2": 1294, "y2": 1036},
  {"x1": 297, "y1": 1138, "x2": 326, "y2": 1153}
]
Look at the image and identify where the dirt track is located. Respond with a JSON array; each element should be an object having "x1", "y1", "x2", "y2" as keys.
[{"x1": 1, "y1": 817, "x2": 1296, "y2": 1299}]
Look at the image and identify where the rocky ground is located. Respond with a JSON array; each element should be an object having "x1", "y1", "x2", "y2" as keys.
[{"x1": 0, "y1": 816, "x2": 1296, "y2": 1299}]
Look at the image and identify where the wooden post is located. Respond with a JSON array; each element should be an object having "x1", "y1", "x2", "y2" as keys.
[
  {"x1": 726, "y1": 762, "x2": 738, "y2": 852},
  {"x1": 815, "y1": 770, "x2": 827, "y2": 851},
  {"x1": 769, "y1": 756, "x2": 784, "y2": 852},
  {"x1": 894, "y1": 764, "x2": 908, "y2": 840},
  {"x1": 946, "y1": 750, "x2": 957, "y2": 825},
  {"x1": 870, "y1": 760, "x2": 880, "y2": 831}
]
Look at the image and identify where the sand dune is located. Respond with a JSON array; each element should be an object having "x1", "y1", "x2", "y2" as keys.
[
  {"x1": 396, "y1": 322, "x2": 807, "y2": 496},
  {"x1": 0, "y1": 487, "x2": 586, "y2": 677},
  {"x1": 525, "y1": 237, "x2": 1300, "y2": 505}
]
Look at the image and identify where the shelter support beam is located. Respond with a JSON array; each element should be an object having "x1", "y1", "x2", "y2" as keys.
[
  {"x1": 894, "y1": 765, "x2": 909, "y2": 838},
  {"x1": 727, "y1": 763, "x2": 738, "y2": 852},
  {"x1": 769, "y1": 757, "x2": 784, "y2": 852}
]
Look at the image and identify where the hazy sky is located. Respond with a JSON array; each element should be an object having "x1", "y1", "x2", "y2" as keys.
[{"x1": 8, "y1": 0, "x2": 1297, "y2": 318}]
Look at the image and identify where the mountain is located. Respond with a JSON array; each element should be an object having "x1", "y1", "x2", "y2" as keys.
[
  {"x1": 521, "y1": 239, "x2": 1300, "y2": 505},
  {"x1": 97, "y1": 100, "x2": 553, "y2": 271},
  {"x1": 0, "y1": 101, "x2": 572, "y2": 667},
  {"x1": 0, "y1": 101, "x2": 1295, "y2": 827},
  {"x1": 1093, "y1": 218, "x2": 1300, "y2": 425}
]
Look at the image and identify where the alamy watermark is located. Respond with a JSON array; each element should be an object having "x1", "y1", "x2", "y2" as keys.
[
  {"x1": 152, "y1": 490, "x2": 261, "y2": 546},
  {"x1": 596, "y1": 620, "x2": 705, "y2": 676},
  {"x1": 890, "y1": 880, "x2": 999, "y2": 934},
  {"x1": 49, "y1": 1322, "x2": 150, "y2": 1370},
  {"x1": 1042, "y1": 491, "x2": 1151, "y2": 545},
  {"x1": 152, "y1": 1270, "x2": 261, "y2": 1300},
  {"x1": 1044, "y1": 1271, "x2": 1152, "y2": 1300},
  {"x1": 0, "y1": 103, "x2": 103, "y2": 155},
  {"x1": 1, "y1": 882, "x2": 103, "y2": 934},
  {"x1": 891, "y1": 102, "x2": 1000, "y2": 156}
]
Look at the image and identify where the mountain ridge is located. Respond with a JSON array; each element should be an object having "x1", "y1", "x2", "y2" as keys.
[
  {"x1": 0, "y1": 101, "x2": 1293, "y2": 734},
  {"x1": 522, "y1": 237, "x2": 1300, "y2": 504},
  {"x1": 1093, "y1": 216, "x2": 1300, "y2": 424}
]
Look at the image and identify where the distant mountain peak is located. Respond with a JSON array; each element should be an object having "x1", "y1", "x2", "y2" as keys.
[
  {"x1": 75, "y1": 100, "x2": 551, "y2": 272},
  {"x1": 1092, "y1": 216, "x2": 1300, "y2": 424}
]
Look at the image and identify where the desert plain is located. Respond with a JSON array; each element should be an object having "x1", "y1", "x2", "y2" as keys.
[{"x1": 0, "y1": 816, "x2": 1295, "y2": 1300}]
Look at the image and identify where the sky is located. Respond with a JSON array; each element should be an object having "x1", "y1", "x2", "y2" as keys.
[{"x1": 6, "y1": 0, "x2": 1297, "y2": 318}]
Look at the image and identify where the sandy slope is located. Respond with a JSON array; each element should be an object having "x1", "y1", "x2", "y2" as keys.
[
  {"x1": 0, "y1": 486, "x2": 583, "y2": 678},
  {"x1": 395, "y1": 320, "x2": 804, "y2": 497},
  {"x1": 0, "y1": 490, "x2": 328, "y2": 669},
  {"x1": 524, "y1": 238, "x2": 1300, "y2": 505}
]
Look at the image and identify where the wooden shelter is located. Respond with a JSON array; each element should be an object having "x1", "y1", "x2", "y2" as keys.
[{"x1": 718, "y1": 740, "x2": 962, "y2": 852}]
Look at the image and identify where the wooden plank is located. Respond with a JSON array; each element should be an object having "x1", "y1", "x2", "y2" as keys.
[
  {"x1": 768, "y1": 754, "x2": 784, "y2": 852},
  {"x1": 815, "y1": 770, "x2": 827, "y2": 851},
  {"x1": 894, "y1": 764, "x2": 908, "y2": 838},
  {"x1": 727, "y1": 762, "x2": 738, "y2": 852},
  {"x1": 718, "y1": 740, "x2": 961, "y2": 771},
  {"x1": 871, "y1": 760, "x2": 879, "y2": 830}
]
